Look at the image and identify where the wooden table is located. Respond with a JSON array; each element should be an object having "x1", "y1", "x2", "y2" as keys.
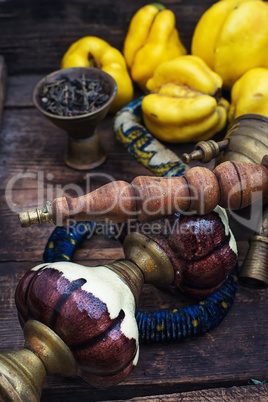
[
  {"x1": 0, "y1": 72, "x2": 267, "y2": 401},
  {"x1": 0, "y1": 0, "x2": 267, "y2": 400}
]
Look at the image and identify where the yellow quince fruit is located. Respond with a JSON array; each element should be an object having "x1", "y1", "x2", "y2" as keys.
[
  {"x1": 228, "y1": 68, "x2": 268, "y2": 122},
  {"x1": 191, "y1": 0, "x2": 268, "y2": 90},
  {"x1": 141, "y1": 55, "x2": 229, "y2": 143}
]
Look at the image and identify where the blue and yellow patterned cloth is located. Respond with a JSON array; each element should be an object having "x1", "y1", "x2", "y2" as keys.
[{"x1": 114, "y1": 97, "x2": 188, "y2": 177}]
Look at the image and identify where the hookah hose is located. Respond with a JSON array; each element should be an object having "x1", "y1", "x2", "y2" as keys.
[
  {"x1": 113, "y1": 96, "x2": 188, "y2": 177},
  {"x1": 43, "y1": 97, "x2": 238, "y2": 343}
]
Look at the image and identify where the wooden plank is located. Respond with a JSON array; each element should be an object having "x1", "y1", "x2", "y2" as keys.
[
  {"x1": 0, "y1": 0, "x2": 216, "y2": 74},
  {"x1": 40, "y1": 384, "x2": 268, "y2": 402},
  {"x1": 4, "y1": 74, "x2": 43, "y2": 108},
  {"x1": 0, "y1": 56, "x2": 7, "y2": 128},
  {"x1": 114, "y1": 384, "x2": 268, "y2": 402},
  {"x1": 0, "y1": 0, "x2": 267, "y2": 397}
]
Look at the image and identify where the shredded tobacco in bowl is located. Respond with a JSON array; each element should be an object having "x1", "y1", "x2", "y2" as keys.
[{"x1": 40, "y1": 74, "x2": 110, "y2": 116}]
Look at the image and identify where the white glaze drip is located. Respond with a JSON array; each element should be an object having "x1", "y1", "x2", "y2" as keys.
[
  {"x1": 214, "y1": 205, "x2": 238, "y2": 255},
  {"x1": 32, "y1": 262, "x2": 139, "y2": 351}
]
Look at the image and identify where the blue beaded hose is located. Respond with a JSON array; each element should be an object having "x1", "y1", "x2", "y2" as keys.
[
  {"x1": 135, "y1": 269, "x2": 238, "y2": 343},
  {"x1": 43, "y1": 97, "x2": 238, "y2": 343},
  {"x1": 43, "y1": 222, "x2": 95, "y2": 263}
]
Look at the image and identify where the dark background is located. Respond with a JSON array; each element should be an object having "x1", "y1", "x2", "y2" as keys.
[{"x1": 0, "y1": 0, "x2": 215, "y2": 74}]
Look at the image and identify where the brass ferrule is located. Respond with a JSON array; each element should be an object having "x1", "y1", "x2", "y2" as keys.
[
  {"x1": 123, "y1": 232, "x2": 174, "y2": 287},
  {"x1": 107, "y1": 232, "x2": 175, "y2": 306},
  {"x1": 107, "y1": 260, "x2": 144, "y2": 307},
  {"x1": 19, "y1": 201, "x2": 53, "y2": 228},
  {"x1": 0, "y1": 320, "x2": 76, "y2": 401},
  {"x1": 182, "y1": 139, "x2": 229, "y2": 164},
  {"x1": 239, "y1": 235, "x2": 268, "y2": 288}
]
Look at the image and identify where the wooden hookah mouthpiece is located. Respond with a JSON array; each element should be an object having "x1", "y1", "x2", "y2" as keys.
[{"x1": 19, "y1": 158, "x2": 268, "y2": 227}]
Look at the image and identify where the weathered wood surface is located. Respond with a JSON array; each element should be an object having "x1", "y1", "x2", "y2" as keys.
[
  {"x1": 0, "y1": 0, "x2": 216, "y2": 75},
  {"x1": 0, "y1": 72, "x2": 267, "y2": 401},
  {"x1": 117, "y1": 384, "x2": 268, "y2": 402},
  {"x1": 0, "y1": 0, "x2": 268, "y2": 399},
  {"x1": 0, "y1": 56, "x2": 7, "y2": 129}
]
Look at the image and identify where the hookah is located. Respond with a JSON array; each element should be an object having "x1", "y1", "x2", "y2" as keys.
[
  {"x1": 18, "y1": 155, "x2": 268, "y2": 226},
  {"x1": 1, "y1": 95, "x2": 268, "y2": 400}
]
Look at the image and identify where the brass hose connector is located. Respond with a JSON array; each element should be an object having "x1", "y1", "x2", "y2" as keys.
[
  {"x1": 19, "y1": 202, "x2": 53, "y2": 228},
  {"x1": 182, "y1": 139, "x2": 229, "y2": 164}
]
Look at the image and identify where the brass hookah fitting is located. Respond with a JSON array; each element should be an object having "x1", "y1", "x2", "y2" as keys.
[{"x1": 182, "y1": 113, "x2": 268, "y2": 288}]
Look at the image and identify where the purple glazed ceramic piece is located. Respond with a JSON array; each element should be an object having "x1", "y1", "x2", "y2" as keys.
[{"x1": 15, "y1": 262, "x2": 139, "y2": 388}]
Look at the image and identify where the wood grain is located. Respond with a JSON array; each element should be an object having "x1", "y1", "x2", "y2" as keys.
[
  {"x1": 1, "y1": 75, "x2": 267, "y2": 401},
  {"x1": 115, "y1": 384, "x2": 268, "y2": 402},
  {"x1": 0, "y1": 56, "x2": 7, "y2": 127},
  {"x1": 0, "y1": 1, "x2": 267, "y2": 399},
  {"x1": 0, "y1": 0, "x2": 216, "y2": 74}
]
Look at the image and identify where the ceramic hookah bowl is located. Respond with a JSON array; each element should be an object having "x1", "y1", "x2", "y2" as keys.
[
  {"x1": 32, "y1": 67, "x2": 117, "y2": 170},
  {"x1": 0, "y1": 208, "x2": 238, "y2": 400},
  {"x1": 0, "y1": 231, "x2": 165, "y2": 400}
]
